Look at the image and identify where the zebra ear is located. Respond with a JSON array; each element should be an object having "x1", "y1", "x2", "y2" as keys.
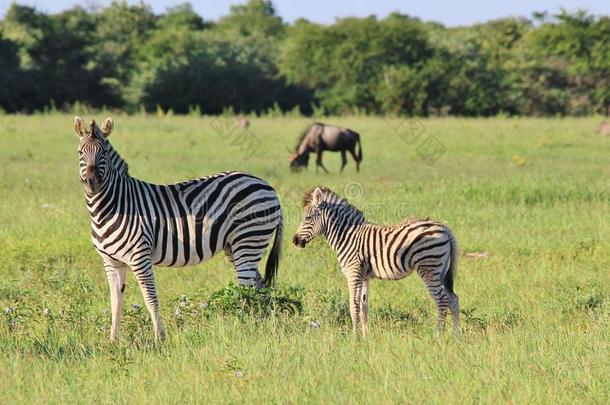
[
  {"x1": 74, "y1": 116, "x2": 86, "y2": 138},
  {"x1": 312, "y1": 187, "x2": 324, "y2": 204},
  {"x1": 100, "y1": 117, "x2": 114, "y2": 137}
]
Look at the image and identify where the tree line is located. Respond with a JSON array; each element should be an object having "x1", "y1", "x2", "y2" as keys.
[{"x1": 0, "y1": 1, "x2": 608, "y2": 116}]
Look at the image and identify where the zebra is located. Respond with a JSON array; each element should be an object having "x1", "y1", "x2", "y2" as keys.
[
  {"x1": 292, "y1": 187, "x2": 459, "y2": 336},
  {"x1": 74, "y1": 117, "x2": 283, "y2": 341}
]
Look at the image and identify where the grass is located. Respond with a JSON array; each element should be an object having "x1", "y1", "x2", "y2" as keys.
[{"x1": 0, "y1": 114, "x2": 608, "y2": 403}]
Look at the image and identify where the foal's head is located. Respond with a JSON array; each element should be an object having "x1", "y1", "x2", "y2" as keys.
[{"x1": 293, "y1": 187, "x2": 332, "y2": 248}]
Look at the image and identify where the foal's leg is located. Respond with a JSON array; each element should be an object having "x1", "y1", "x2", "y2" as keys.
[
  {"x1": 339, "y1": 150, "x2": 347, "y2": 172},
  {"x1": 417, "y1": 266, "x2": 450, "y2": 335},
  {"x1": 359, "y1": 280, "x2": 369, "y2": 337},
  {"x1": 345, "y1": 268, "x2": 366, "y2": 335}
]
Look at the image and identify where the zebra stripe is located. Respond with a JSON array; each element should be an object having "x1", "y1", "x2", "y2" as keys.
[
  {"x1": 75, "y1": 117, "x2": 283, "y2": 341},
  {"x1": 293, "y1": 186, "x2": 458, "y2": 336}
]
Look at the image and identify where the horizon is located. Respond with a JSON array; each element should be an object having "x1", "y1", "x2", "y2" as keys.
[{"x1": 2, "y1": 0, "x2": 610, "y2": 26}]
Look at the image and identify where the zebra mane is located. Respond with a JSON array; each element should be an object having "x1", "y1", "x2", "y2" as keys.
[
  {"x1": 104, "y1": 138, "x2": 130, "y2": 177},
  {"x1": 302, "y1": 187, "x2": 366, "y2": 224}
]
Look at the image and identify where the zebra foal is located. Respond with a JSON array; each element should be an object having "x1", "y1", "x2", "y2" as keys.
[
  {"x1": 74, "y1": 117, "x2": 283, "y2": 341},
  {"x1": 293, "y1": 187, "x2": 459, "y2": 336}
]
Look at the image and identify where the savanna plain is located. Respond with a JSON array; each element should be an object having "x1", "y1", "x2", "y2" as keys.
[{"x1": 0, "y1": 115, "x2": 608, "y2": 403}]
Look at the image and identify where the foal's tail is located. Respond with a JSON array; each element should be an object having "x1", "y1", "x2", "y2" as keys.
[
  {"x1": 443, "y1": 232, "x2": 458, "y2": 295},
  {"x1": 263, "y1": 216, "x2": 283, "y2": 287}
]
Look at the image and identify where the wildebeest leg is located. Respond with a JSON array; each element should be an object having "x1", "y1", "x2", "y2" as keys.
[
  {"x1": 340, "y1": 150, "x2": 347, "y2": 172},
  {"x1": 316, "y1": 149, "x2": 329, "y2": 174},
  {"x1": 348, "y1": 148, "x2": 360, "y2": 172}
]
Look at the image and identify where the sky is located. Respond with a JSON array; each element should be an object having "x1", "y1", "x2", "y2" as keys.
[{"x1": 2, "y1": 0, "x2": 609, "y2": 26}]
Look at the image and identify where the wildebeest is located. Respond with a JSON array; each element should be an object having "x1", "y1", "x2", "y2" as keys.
[{"x1": 290, "y1": 123, "x2": 362, "y2": 173}]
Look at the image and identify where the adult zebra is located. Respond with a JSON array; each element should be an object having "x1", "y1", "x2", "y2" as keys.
[
  {"x1": 292, "y1": 187, "x2": 459, "y2": 336},
  {"x1": 74, "y1": 117, "x2": 283, "y2": 341}
]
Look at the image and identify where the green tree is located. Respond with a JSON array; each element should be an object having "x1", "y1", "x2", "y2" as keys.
[
  {"x1": 279, "y1": 14, "x2": 433, "y2": 114},
  {"x1": 95, "y1": 1, "x2": 157, "y2": 107},
  {"x1": 0, "y1": 33, "x2": 28, "y2": 112},
  {"x1": 1, "y1": 4, "x2": 117, "y2": 110},
  {"x1": 218, "y1": 0, "x2": 284, "y2": 37},
  {"x1": 526, "y1": 11, "x2": 610, "y2": 114}
]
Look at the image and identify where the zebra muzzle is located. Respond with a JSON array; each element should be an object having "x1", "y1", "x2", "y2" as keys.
[{"x1": 292, "y1": 234, "x2": 307, "y2": 248}]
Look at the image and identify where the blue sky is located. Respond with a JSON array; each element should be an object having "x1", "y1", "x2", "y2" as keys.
[{"x1": 2, "y1": 0, "x2": 609, "y2": 25}]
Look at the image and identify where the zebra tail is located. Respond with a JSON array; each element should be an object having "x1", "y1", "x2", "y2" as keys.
[
  {"x1": 263, "y1": 218, "x2": 283, "y2": 287},
  {"x1": 443, "y1": 233, "x2": 458, "y2": 295}
]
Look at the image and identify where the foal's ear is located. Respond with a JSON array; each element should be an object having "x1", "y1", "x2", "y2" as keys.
[
  {"x1": 312, "y1": 187, "x2": 324, "y2": 203},
  {"x1": 100, "y1": 117, "x2": 114, "y2": 137},
  {"x1": 74, "y1": 116, "x2": 86, "y2": 138}
]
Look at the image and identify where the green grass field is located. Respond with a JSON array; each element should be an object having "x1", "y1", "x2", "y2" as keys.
[{"x1": 0, "y1": 114, "x2": 608, "y2": 403}]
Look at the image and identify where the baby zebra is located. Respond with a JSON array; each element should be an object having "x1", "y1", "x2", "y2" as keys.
[{"x1": 293, "y1": 187, "x2": 459, "y2": 336}]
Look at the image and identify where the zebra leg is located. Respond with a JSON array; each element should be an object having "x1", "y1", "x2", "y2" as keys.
[
  {"x1": 340, "y1": 150, "x2": 347, "y2": 172},
  {"x1": 131, "y1": 258, "x2": 165, "y2": 341},
  {"x1": 417, "y1": 266, "x2": 450, "y2": 335},
  {"x1": 448, "y1": 292, "x2": 460, "y2": 333},
  {"x1": 359, "y1": 280, "x2": 369, "y2": 337},
  {"x1": 228, "y1": 243, "x2": 266, "y2": 288},
  {"x1": 346, "y1": 271, "x2": 365, "y2": 335},
  {"x1": 104, "y1": 262, "x2": 127, "y2": 342}
]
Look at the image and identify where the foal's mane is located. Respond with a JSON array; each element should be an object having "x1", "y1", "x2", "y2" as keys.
[{"x1": 302, "y1": 187, "x2": 366, "y2": 223}]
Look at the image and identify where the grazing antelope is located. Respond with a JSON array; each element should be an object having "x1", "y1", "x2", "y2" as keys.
[{"x1": 290, "y1": 123, "x2": 362, "y2": 173}]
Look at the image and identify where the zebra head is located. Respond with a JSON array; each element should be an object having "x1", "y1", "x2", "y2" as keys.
[
  {"x1": 74, "y1": 116, "x2": 114, "y2": 195},
  {"x1": 293, "y1": 187, "x2": 328, "y2": 248}
]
